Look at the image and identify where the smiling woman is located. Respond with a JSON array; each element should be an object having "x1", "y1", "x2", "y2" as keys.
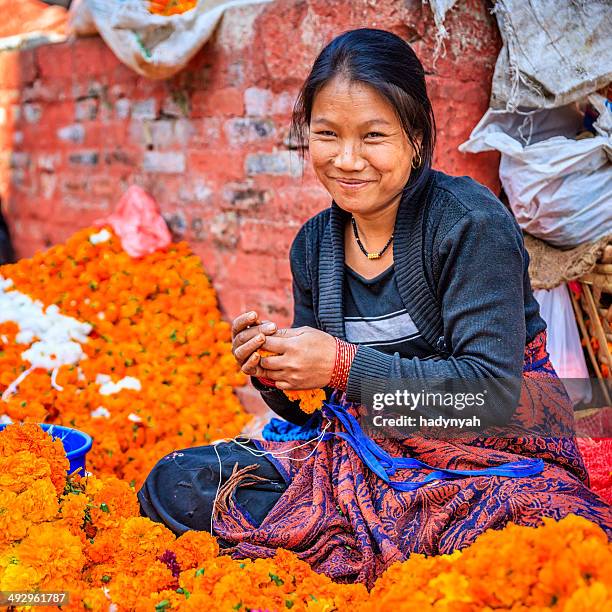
[
  {"x1": 309, "y1": 78, "x2": 415, "y2": 269},
  {"x1": 138, "y1": 28, "x2": 612, "y2": 587}
]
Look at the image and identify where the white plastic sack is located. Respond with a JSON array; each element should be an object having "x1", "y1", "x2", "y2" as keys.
[
  {"x1": 85, "y1": 0, "x2": 271, "y2": 80},
  {"x1": 69, "y1": 0, "x2": 98, "y2": 37},
  {"x1": 533, "y1": 285, "x2": 591, "y2": 406},
  {"x1": 490, "y1": 0, "x2": 612, "y2": 110},
  {"x1": 460, "y1": 95, "x2": 612, "y2": 248}
]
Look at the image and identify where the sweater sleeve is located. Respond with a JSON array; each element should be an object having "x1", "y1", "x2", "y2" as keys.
[
  {"x1": 345, "y1": 206, "x2": 526, "y2": 424},
  {"x1": 251, "y1": 223, "x2": 327, "y2": 425}
]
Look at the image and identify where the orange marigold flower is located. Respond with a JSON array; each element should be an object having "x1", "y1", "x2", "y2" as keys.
[
  {"x1": 259, "y1": 350, "x2": 326, "y2": 413},
  {"x1": 169, "y1": 530, "x2": 220, "y2": 569},
  {"x1": 0, "y1": 423, "x2": 68, "y2": 495}
]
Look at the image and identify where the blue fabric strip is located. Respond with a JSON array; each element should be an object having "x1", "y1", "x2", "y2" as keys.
[
  {"x1": 524, "y1": 355, "x2": 553, "y2": 372},
  {"x1": 262, "y1": 412, "x2": 323, "y2": 442},
  {"x1": 262, "y1": 401, "x2": 544, "y2": 492}
]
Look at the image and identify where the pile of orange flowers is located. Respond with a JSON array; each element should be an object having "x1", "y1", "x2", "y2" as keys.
[
  {"x1": 148, "y1": 0, "x2": 197, "y2": 16},
  {"x1": 1, "y1": 226, "x2": 611, "y2": 610},
  {"x1": 0, "y1": 226, "x2": 250, "y2": 489},
  {"x1": 1, "y1": 422, "x2": 611, "y2": 611}
]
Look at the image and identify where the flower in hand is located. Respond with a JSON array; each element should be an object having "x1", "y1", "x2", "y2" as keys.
[{"x1": 254, "y1": 327, "x2": 336, "y2": 413}]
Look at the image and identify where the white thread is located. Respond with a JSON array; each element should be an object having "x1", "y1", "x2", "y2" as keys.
[
  {"x1": 2, "y1": 365, "x2": 36, "y2": 402},
  {"x1": 51, "y1": 367, "x2": 64, "y2": 392},
  {"x1": 211, "y1": 442, "x2": 223, "y2": 536},
  {"x1": 230, "y1": 420, "x2": 332, "y2": 461},
  {"x1": 210, "y1": 419, "x2": 333, "y2": 532}
]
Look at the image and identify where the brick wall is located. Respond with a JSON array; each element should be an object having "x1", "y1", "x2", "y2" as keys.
[{"x1": 0, "y1": 0, "x2": 501, "y2": 328}]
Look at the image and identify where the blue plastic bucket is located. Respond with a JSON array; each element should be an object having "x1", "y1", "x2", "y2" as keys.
[{"x1": 0, "y1": 423, "x2": 93, "y2": 476}]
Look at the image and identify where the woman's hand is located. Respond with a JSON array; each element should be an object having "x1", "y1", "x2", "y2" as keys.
[
  {"x1": 243, "y1": 326, "x2": 337, "y2": 390},
  {"x1": 231, "y1": 311, "x2": 278, "y2": 374}
]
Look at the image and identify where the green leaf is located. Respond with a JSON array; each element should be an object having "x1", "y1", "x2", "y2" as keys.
[
  {"x1": 101, "y1": 575, "x2": 111, "y2": 583},
  {"x1": 285, "y1": 600, "x2": 294, "y2": 609},
  {"x1": 269, "y1": 573, "x2": 284, "y2": 586},
  {"x1": 195, "y1": 568, "x2": 205, "y2": 577},
  {"x1": 99, "y1": 502, "x2": 110, "y2": 513},
  {"x1": 155, "y1": 600, "x2": 170, "y2": 612}
]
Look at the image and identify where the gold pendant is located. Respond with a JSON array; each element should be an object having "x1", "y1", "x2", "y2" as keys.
[{"x1": 367, "y1": 252, "x2": 380, "y2": 260}]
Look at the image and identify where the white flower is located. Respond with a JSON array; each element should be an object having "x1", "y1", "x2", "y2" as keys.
[
  {"x1": 0, "y1": 276, "x2": 92, "y2": 371},
  {"x1": 90, "y1": 406, "x2": 111, "y2": 419},
  {"x1": 98, "y1": 376, "x2": 142, "y2": 396},
  {"x1": 89, "y1": 229, "x2": 111, "y2": 245}
]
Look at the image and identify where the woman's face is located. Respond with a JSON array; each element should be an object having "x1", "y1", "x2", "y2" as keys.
[{"x1": 308, "y1": 76, "x2": 419, "y2": 216}]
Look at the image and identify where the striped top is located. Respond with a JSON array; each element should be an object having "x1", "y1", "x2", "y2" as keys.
[{"x1": 344, "y1": 264, "x2": 437, "y2": 360}]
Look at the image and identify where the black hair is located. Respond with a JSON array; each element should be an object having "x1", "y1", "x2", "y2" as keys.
[{"x1": 291, "y1": 28, "x2": 436, "y2": 196}]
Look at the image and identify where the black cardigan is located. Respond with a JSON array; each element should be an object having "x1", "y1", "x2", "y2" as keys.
[{"x1": 252, "y1": 168, "x2": 546, "y2": 424}]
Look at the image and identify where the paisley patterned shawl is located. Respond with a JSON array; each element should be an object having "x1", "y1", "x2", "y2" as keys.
[{"x1": 213, "y1": 332, "x2": 612, "y2": 588}]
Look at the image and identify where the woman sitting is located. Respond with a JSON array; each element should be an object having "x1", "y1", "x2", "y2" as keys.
[{"x1": 138, "y1": 28, "x2": 611, "y2": 588}]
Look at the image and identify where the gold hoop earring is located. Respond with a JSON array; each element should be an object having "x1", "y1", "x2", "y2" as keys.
[{"x1": 411, "y1": 151, "x2": 422, "y2": 169}]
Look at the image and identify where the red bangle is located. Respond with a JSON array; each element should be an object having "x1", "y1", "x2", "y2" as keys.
[
  {"x1": 257, "y1": 376, "x2": 277, "y2": 388},
  {"x1": 329, "y1": 338, "x2": 358, "y2": 390}
]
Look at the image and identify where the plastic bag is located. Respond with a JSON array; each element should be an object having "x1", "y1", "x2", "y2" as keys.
[
  {"x1": 533, "y1": 284, "x2": 591, "y2": 406},
  {"x1": 95, "y1": 185, "x2": 171, "y2": 258},
  {"x1": 68, "y1": 0, "x2": 98, "y2": 37},
  {"x1": 84, "y1": 0, "x2": 271, "y2": 80},
  {"x1": 489, "y1": 0, "x2": 612, "y2": 110},
  {"x1": 460, "y1": 95, "x2": 612, "y2": 248}
]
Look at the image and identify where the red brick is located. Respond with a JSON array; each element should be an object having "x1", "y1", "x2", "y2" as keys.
[
  {"x1": 276, "y1": 258, "x2": 292, "y2": 283},
  {"x1": 36, "y1": 42, "x2": 73, "y2": 80},
  {"x1": 187, "y1": 149, "x2": 244, "y2": 181},
  {"x1": 241, "y1": 288, "x2": 293, "y2": 327},
  {"x1": 189, "y1": 117, "x2": 223, "y2": 148},
  {"x1": 191, "y1": 87, "x2": 244, "y2": 117},
  {"x1": 0, "y1": 51, "x2": 20, "y2": 90},
  {"x1": 239, "y1": 220, "x2": 296, "y2": 255},
  {"x1": 216, "y1": 287, "x2": 247, "y2": 321},
  {"x1": 90, "y1": 176, "x2": 118, "y2": 199},
  {"x1": 221, "y1": 253, "x2": 282, "y2": 290},
  {"x1": 41, "y1": 101, "x2": 76, "y2": 131},
  {"x1": 72, "y1": 38, "x2": 111, "y2": 77}
]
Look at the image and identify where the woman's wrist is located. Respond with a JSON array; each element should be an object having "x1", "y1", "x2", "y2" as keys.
[
  {"x1": 329, "y1": 337, "x2": 358, "y2": 390},
  {"x1": 257, "y1": 376, "x2": 277, "y2": 388}
]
